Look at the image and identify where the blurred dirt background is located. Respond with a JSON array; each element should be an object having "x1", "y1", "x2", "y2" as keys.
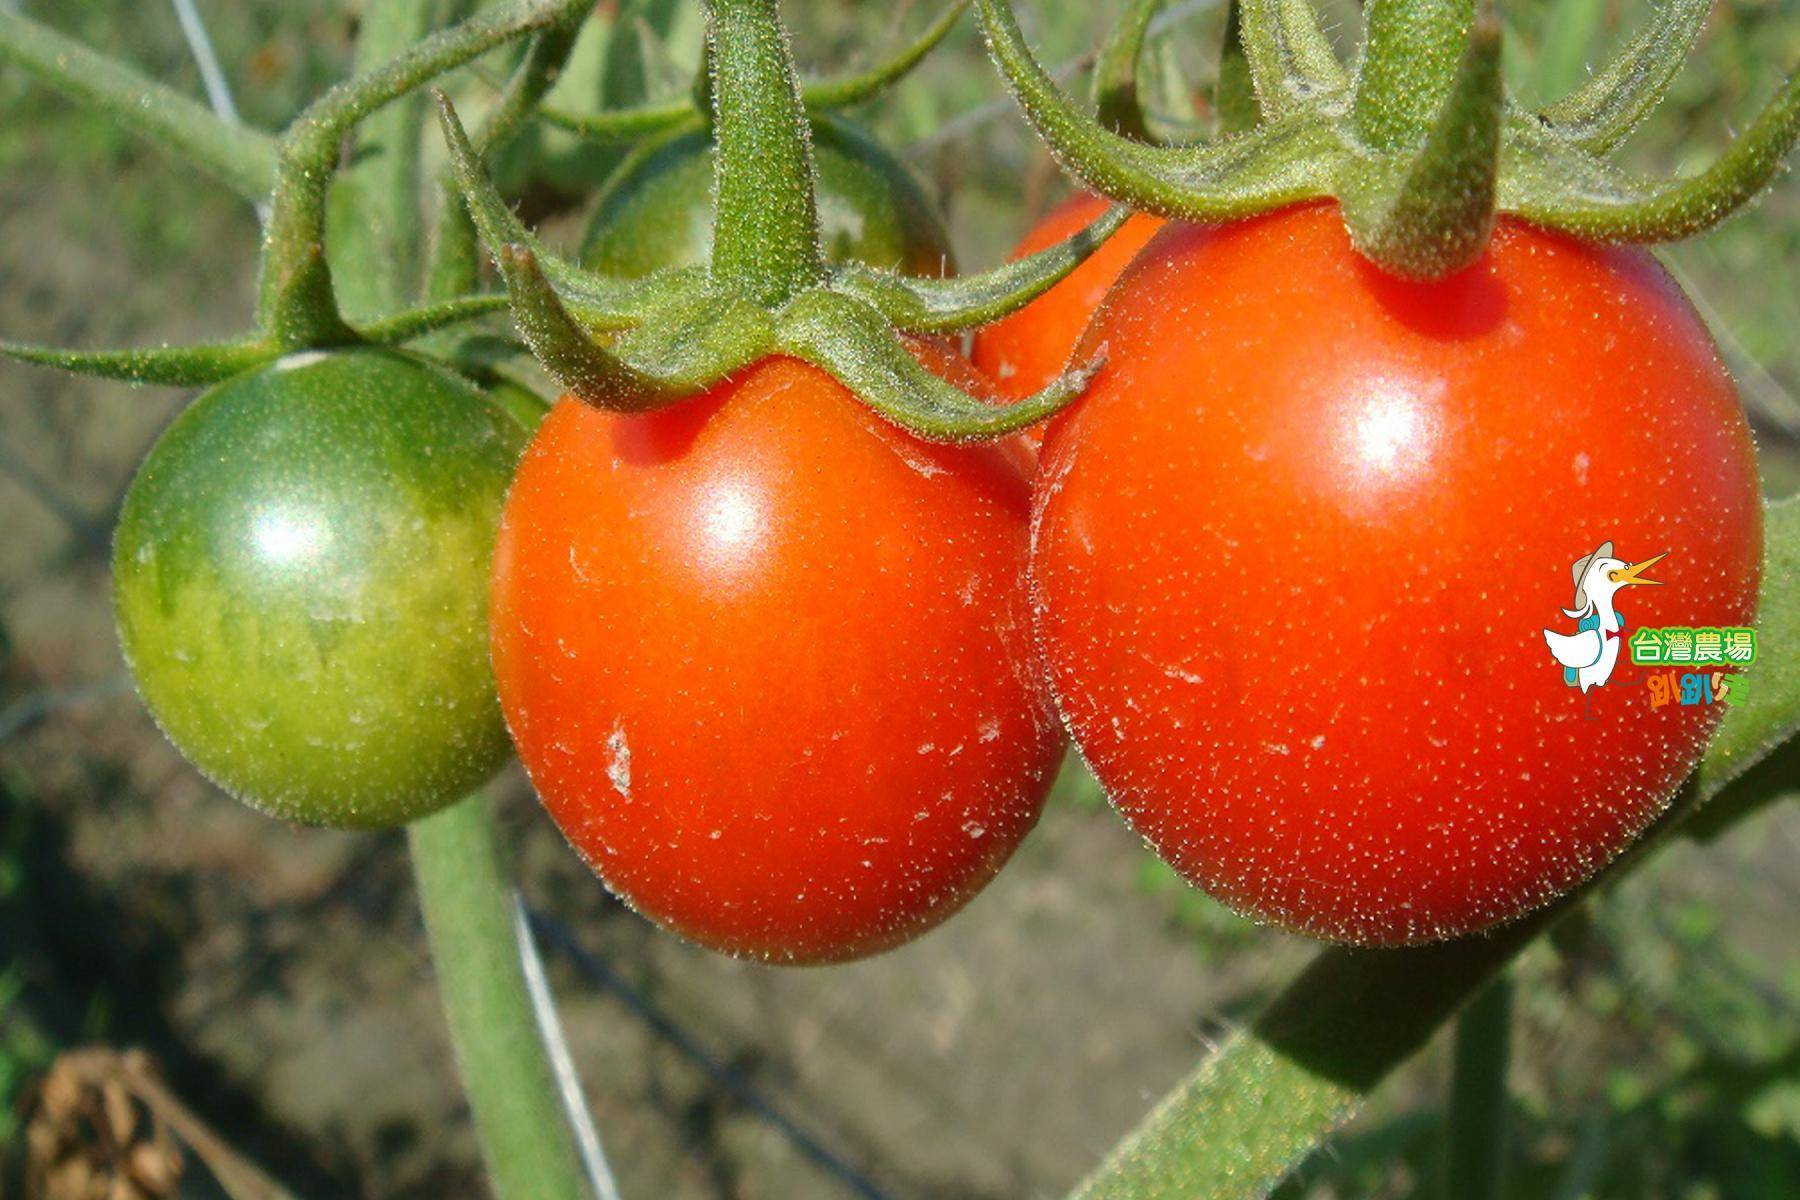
[{"x1": 3, "y1": 2, "x2": 1799, "y2": 1198}]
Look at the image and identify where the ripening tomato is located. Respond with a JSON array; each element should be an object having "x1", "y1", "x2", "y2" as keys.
[
  {"x1": 970, "y1": 191, "x2": 1164, "y2": 400},
  {"x1": 581, "y1": 115, "x2": 954, "y2": 279},
  {"x1": 113, "y1": 349, "x2": 529, "y2": 827},
  {"x1": 1032, "y1": 203, "x2": 1762, "y2": 945},
  {"x1": 491, "y1": 350, "x2": 1062, "y2": 963}
]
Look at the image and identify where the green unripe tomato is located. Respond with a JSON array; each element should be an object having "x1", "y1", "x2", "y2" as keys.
[
  {"x1": 580, "y1": 115, "x2": 955, "y2": 278},
  {"x1": 112, "y1": 348, "x2": 528, "y2": 828}
]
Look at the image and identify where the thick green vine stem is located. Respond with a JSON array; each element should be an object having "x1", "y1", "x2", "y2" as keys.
[
  {"x1": 331, "y1": 0, "x2": 440, "y2": 316},
  {"x1": 435, "y1": 0, "x2": 1134, "y2": 442},
  {"x1": 976, "y1": 0, "x2": 1800, "y2": 279},
  {"x1": 1442, "y1": 974, "x2": 1512, "y2": 1200},
  {"x1": 703, "y1": 0, "x2": 824, "y2": 305},
  {"x1": 1070, "y1": 496, "x2": 1800, "y2": 1200},
  {"x1": 1353, "y1": 0, "x2": 1476, "y2": 150},
  {"x1": 410, "y1": 796, "x2": 593, "y2": 1200},
  {"x1": 0, "y1": 9, "x2": 276, "y2": 201}
]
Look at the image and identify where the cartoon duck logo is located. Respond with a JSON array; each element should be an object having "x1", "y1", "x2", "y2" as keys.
[{"x1": 1542, "y1": 542, "x2": 1667, "y2": 713}]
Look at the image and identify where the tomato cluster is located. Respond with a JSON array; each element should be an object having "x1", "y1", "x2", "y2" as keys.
[{"x1": 95, "y1": 26, "x2": 1761, "y2": 963}]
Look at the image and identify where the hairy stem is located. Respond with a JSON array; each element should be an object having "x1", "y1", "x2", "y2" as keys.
[
  {"x1": 257, "y1": 0, "x2": 587, "y2": 348},
  {"x1": 410, "y1": 797, "x2": 592, "y2": 1200},
  {"x1": 1441, "y1": 974, "x2": 1512, "y2": 1200},
  {"x1": 331, "y1": 0, "x2": 439, "y2": 315},
  {"x1": 703, "y1": 0, "x2": 824, "y2": 305},
  {"x1": 426, "y1": 16, "x2": 583, "y2": 302},
  {"x1": 1353, "y1": 0, "x2": 1476, "y2": 149}
]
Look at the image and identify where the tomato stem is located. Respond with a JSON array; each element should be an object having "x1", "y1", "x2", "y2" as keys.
[
  {"x1": 331, "y1": 0, "x2": 439, "y2": 318},
  {"x1": 703, "y1": 0, "x2": 825, "y2": 306},
  {"x1": 1351, "y1": 0, "x2": 1475, "y2": 151},
  {"x1": 1441, "y1": 974, "x2": 1512, "y2": 1200},
  {"x1": 410, "y1": 796, "x2": 596, "y2": 1200},
  {"x1": 536, "y1": 2, "x2": 971, "y2": 145},
  {"x1": 426, "y1": 19, "x2": 586, "y2": 304},
  {"x1": 257, "y1": 0, "x2": 588, "y2": 350},
  {"x1": 1342, "y1": 8, "x2": 1502, "y2": 280},
  {"x1": 977, "y1": 0, "x2": 1800, "y2": 280}
]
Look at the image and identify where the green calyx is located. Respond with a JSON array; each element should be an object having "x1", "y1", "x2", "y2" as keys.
[
  {"x1": 979, "y1": 0, "x2": 1800, "y2": 281},
  {"x1": 435, "y1": 0, "x2": 1130, "y2": 441}
]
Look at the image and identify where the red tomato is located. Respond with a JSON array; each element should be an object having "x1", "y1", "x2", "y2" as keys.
[
  {"x1": 491, "y1": 353, "x2": 1063, "y2": 963},
  {"x1": 971, "y1": 191, "x2": 1165, "y2": 403},
  {"x1": 1032, "y1": 203, "x2": 1762, "y2": 946}
]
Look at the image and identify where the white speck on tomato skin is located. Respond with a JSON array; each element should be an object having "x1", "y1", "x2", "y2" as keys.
[{"x1": 605, "y1": 723, "x2": 632, "y2": 800}]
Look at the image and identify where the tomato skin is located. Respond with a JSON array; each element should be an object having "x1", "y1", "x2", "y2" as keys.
[
  {"x1": 1032, "y1": 204, "x2": 1762, "y2": 946},
  {"x1": 970, "y1": 191, "x2": 1164, "y2": 401},
  {"x1": 581, "y1": 115, "x2": 954, "y2": 279},
  {"x1": 491, "y1": 356, "x2": 1061, "y2": 963},
  {"x1": 112, "y1": 349, "x2": 529, "y2": 828}
]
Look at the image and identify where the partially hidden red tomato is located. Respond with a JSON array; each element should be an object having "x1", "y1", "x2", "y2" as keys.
[
  {"x1": 971, "y1": 191, "x2": 1165, "y2": 403},
  {"x1": 491, "y1": 348, "x2": 1063, "y2": 963},
  {"x1": 1032, "y1": 203, "x2": 1762, "y2": 946}
]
